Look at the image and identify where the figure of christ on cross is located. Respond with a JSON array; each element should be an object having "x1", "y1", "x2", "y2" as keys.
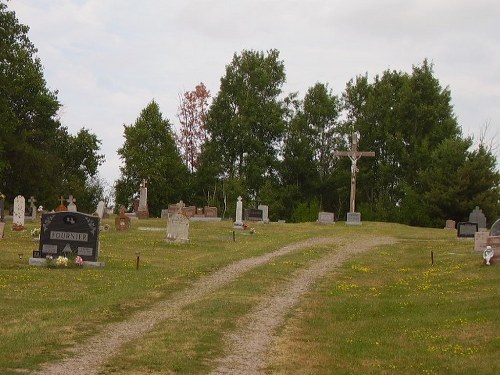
[{"x1": 334, "y1": 132, "x2": 375, "y2": 213}]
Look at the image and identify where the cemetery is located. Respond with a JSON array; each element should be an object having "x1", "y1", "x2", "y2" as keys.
[
  {"x1": 0, "y1": 199, "x2": 499, "y2": 373},
  {"x1": 1, "y1": 2, "x2": 499, "y2": 373}
]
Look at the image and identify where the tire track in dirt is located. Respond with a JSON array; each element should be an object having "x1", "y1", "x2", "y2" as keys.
[
  {"x1": 32, "y1": 237, "x2": 343, "y2": 375},
  {"x1": 209, "y1": 236, "x2": 395, "y2": 375}
]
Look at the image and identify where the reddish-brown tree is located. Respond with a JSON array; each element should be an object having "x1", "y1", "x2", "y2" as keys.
[{"x1": 177, "y1": 83, "x2": 211, "y2": 172}]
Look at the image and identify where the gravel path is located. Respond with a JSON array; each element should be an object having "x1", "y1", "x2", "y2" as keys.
[{"x1": 33, "y1": 236, "x2": 394, "y2": 375}]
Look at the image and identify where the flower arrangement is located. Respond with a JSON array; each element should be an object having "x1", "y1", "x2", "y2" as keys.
[{"x1": 45, "y1": 255, "x2": 84, "y2": 268}]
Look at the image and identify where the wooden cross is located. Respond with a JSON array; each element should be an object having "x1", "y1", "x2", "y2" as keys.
[{"x1": 334, "y1": 132, "x2": 375, "y2": 213}]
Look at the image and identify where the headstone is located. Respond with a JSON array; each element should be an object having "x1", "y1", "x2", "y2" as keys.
[
  {"x1": 161, "y1": 209, "x2": 169, "y2": 219},
  {"x1": 474, "y1": 231, "x2": 490, "y2": 252},
  {"x1": 115, "y1": 207, "x2": 131, "y2": 231},
  {"x1": 444, "y1": 219, "x2": 456, "y2": 230},
  {"x1": 136, "y1": 179, "x2": 149, "y2": 219},
  {"x1": 244, "y1": 208, "x2": 263, "y2": 221},
  {"x1": 13, "y1": 195, "x2": 25, "y2": 231},
  {"x1": 258, "y1": 205, "x2": 270, "y2": 223},
  {"x1": 234, "y1": 196, "x2": 244, "y2": 229},
  {"x1": 28, "y1": 196, "x2": 37, "y2": 220},
  {"x1": 457, "y1": 222, "x2": 478, "y2": 238},
  {"x1": 55, "y1": 196, "x2": 67, "y2": 212},
  {"x1": 166, "y1": 201, "x2": 190, "y2": 243},
  {"x1": 489, "y1": 219, "x2": 500, "y2": 237},
  {"x1": 94, "y1": 201, "x2": 105, "y2": 219},
  {"x1": 487, "y1": 220, "x2": 500, "y2": 253},
  {"x1": 66, "y1": 195, "x2": 77, "y2": 212},
  {"x1": 318, "y1": 211, "x2": 335, "y2": 224},
  {"x1": 469, "y1": 206, "x2": 487, "y2": 230},
  {"x1": 0, "y1": 195, "x2": 4, "y2": 222},
  {"x1": 346, "y1": 212, "x2": 361, "y2": 225},
  {"x1": 37, "y1": 211, "x2": 100, "y2": 261},
  {"x1": 204, "y1": 206, "x2": 218, "y2": 218}
]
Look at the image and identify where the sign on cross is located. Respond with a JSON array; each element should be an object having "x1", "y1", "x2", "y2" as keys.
[{"x1": 334, "y1": 132, "x2": 375, "y2": 213}]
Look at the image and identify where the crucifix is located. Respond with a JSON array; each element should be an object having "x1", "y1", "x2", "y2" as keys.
[{"x1": 334, "y1": 132, "x2": 375, "y2": 213}]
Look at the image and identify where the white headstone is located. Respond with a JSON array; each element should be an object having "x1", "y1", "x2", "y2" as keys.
[
  {"x1": 67, "y1": 195, "x2": 77, "y2": 212},
  {"x1": 166, "y1": 202, "x2": 190, "y2": 243},
  {"x1": 13, "y1": 195, "x2": 25, "y2": 229},
  {"x1": 258, "y1": 204, "x2": 270, "y2": 223},
  {"x1": 95, "y1": 201, "x2": 105, "y2": 219},
  {"x1": 138, "y1": 179, "x2": 148, "y2": 212},
  {"x1": 234, "y1": 196, "x2": 244, "y2": 228}
]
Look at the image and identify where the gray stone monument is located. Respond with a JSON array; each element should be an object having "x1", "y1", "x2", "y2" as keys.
[
  {"x1": 469, "y1": 206, "x2": 487, "y2": 230},
  {"x1": 234, "y1": 196, "x2": 244, "y2": 229},
  {"x1": 13, "y1": 195, "x2": 25, "y2": 231},
  {"x1": 318, "y1": 211, "x2": 335, "y2": 224},
  {"x1": 258, "y1": 204, "x2": 270, "y2": 223},
  {"x1": 28, "y1": 196, "x2": 37, "y2": 221},
  {"x1": 137, "y1": 179, "x2": 149, "y2": 219}
]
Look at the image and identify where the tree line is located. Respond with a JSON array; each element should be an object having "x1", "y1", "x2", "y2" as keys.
[
  {"x1": 0, "y1": 3, "x2": 104, "y2": 213},
  {"x1": 115, "y1": 50, "x2": 499, "y2": 227},
  {"x1": 2, "y1": 3, "x2": 498, "y2": 227}
]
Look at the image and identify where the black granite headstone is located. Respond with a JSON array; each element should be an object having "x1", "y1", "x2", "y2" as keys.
[
  {"x1": 457, "y1": 222, "x2": 478, "y2": 238},
  {"x1": 244, "y1": 208, "x2": 263, "y2": 221},
  {"x1": 39, "y1": 212, "x2": 100, "y2": 261}
]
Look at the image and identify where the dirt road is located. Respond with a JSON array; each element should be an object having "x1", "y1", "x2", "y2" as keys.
[{"x1": 33, "y1": 236, "x2": 394, "y2": 375}]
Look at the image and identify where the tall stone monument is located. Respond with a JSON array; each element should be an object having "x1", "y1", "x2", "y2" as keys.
[
  {"x1": 233, "y1": 196, "x2": 244, "y2": 229},
  {"x1": 13, "y1": 195, "x2": 26, "y2": 231},
  {"x1": 136, "y1": 179, "x2": 149, "y2": 219}
]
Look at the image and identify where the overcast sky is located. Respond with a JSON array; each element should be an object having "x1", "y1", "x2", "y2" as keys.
[{"x1": 8, "y1": 0, "x2": 500, "y2": 192}]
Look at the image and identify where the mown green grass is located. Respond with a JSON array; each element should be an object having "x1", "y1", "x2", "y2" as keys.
[{"x1": 0, "y1": 218, "x2": 497, "y2": 374}]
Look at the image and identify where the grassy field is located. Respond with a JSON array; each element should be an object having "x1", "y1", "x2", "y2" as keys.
[{"x1": 0, "y1": 217, "x2": 498, "y2": 374}]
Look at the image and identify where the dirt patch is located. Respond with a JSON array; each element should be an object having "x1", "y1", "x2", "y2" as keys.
[{"x1": 33, "y1": 236, "x2": 394, "y2": 375}]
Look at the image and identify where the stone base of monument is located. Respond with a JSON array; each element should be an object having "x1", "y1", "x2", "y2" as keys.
[
  {"x1": 191, "y1": 217, "x2": 222, "y2": 222},
  {"x1": 346, "y1": 212, "x2": 362, "y2": 225},
  {"x1": 136, "y1": 210, "x2": 149, "y2": 219},
  {"x1": 28, "y1": 258, "x2": 105, "y2": 268},
  {"x1": 0, "y1": 222, "x2": 4, "y2": 239},
  {"x1": 233, "y1": 222, "x2": 244, "y2": 230}
]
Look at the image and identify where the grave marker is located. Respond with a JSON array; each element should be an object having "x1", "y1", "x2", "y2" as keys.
[
  {"x1": 13, "y1": 195, "x2": 25, "y2": 231},
  {"x1": 66, "y1": 195, "x2": 77, "y2": 212},
  {"x1": 115, "y1": 207, "x2": 131, "y2": 231},
  {"x1": 136, "y1": 179, "x2": 149, "y2": 219},
  {"x1": 37, "y1": 211, "x2": 100, "y2": 261},
  {"x1": 234, "y1": 196, "x2": 244, "y2": 229},
  {"x1": 457, "y1": 222, "x2": 478, "y2": 238},
  {"x1": 166, "y1": 201, "x2": 190, "y2": 242},
  {"x1": 318, "y1": 211, "x2": 335, "y2": 224},
  {"x1": 258, "y1": 204, "x2": 270, "y2": 223},
  {"x1": 334, "y1": 132, "x2": 375, "y2": 225},
  {"x1": 469, "y1": 206, "x2": 486, "y2": 230}
]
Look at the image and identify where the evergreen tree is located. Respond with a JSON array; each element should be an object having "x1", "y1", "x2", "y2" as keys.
[{"x1": 116, "y1": 100, "x2": 187, "y2": 216}]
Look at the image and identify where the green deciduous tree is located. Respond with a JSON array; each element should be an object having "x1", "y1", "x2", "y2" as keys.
[
  {"x1": 343, "y1": 60, "x2": 499, "y2": 226},
  {"x1": 200, "y1": 49, "x2": 286, "y2": 205},
  {"x1": 0, "y1": 3, "x2": 105, "y2": 211},
  {"x1": 116, "y1": 100, "x2": 187, "y2": 216}
]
